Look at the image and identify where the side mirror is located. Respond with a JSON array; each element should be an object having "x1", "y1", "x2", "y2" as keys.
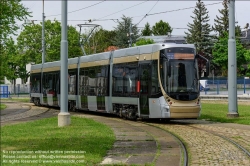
[{"x1": 196, "y1": 54, "x2": 210, "y2": 77}]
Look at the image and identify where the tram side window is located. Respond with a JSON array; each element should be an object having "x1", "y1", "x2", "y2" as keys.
[
  {"x1": 88, "y1": 68, "x2": 97, "y2": 96},
  {"x1": 42, "y1": 72, "x2": 59, "y2": 95},
  {"x1": 151, "y1": 60, "x2": 160, "y2": 94},
  {"x1": 68, "y1": 69, "x2": 77, "y2": 95},
  {"x1": 79, "y1": 69, "x2": 88, "y2": 96},
  {"x1": 124, "y1": 63, "x2": 138, "y2": 96},
  {"x1": 139, "y1": 64, "x2": 151, "y2": 94},
  {"x1": 43, "y1": 73, "x2": 55, "y2": 96},
  {"x1": 30, "y1": 73, "x2": 41, "y2": 93},
  {"x1": 113, "y1": 63, "x2": 138, "y2": 97},
  {"x1": 79, "y1": 66, "x2": 107, "y2": 96},
  {"x1": 112, "y1": 64, "x2": 124, "y2": 96},
  {"x1": 96, "y1": 66, "x2": 108, "y2": 96}
]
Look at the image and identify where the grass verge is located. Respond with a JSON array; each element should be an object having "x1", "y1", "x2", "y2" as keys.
[
  {"x1": 1, "y1": 98, "x2": 30, "y2": 103},
  {"x1": 1, "y1": 116, "x2": 115, "y2": 165},
  {"x1": 199, "y1": 101, "x2": 250, "y2": 125},
  {"x1": 0, "y1": 103, "x2": 7, "y2": 110}
]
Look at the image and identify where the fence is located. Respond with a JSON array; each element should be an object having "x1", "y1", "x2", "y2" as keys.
[
  {"x1": 0, "y1": 84, "x2": 30, "y2": 95},
  {"x1": 0, "y1": 85, "x2": 9, "y2": 98},
  {"x1": 200, "y1": 77, "x2": 250, "y2": 95}
]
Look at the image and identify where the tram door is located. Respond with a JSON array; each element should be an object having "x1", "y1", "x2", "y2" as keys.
[{"x1": 139, "y1": 63, "x2": 151, "y2": 115}]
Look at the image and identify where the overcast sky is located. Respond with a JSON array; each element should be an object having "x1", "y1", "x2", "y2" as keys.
[{"x1": 19, "y1": 0, "x2": 249, "y2": 35}]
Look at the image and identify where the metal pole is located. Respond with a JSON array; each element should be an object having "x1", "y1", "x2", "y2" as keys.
[
  {"x1": 243, "y1": 77, "x2": 245, "y2": 94},
  {"x1": 227, "y1": 0, "x2": 239, "y2": 117},
  {"x1": 58, "y1": 0, "x2": 70, "y2": 126},
  {"x1": 217, "y1": 80, "x2": 219, "y2": 95},
  {"x1": 42, "y1": 0, "x2": 45, "y2": 64}
]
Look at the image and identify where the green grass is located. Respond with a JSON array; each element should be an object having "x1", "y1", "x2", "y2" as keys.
[
  {"x1": 1, "y1": 98, "x2": 30, "y2": 103},
  {"x1": 0, "y1": 103, "x2": 7, "y2": 110},
  {"x1": 1, "y1": 116, "x2": 115, "y2": 165},
  {"x1": 199, "y1": 101, "x2": 250, "y2": 125}
]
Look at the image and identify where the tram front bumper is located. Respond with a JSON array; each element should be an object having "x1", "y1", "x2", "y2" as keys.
[{"x1": 169, "y1": 106, "x2": 200, "y2": 118}]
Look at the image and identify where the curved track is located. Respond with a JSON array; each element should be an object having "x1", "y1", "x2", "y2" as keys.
[
  {"x1": 188, "y1": 125, "x2": 250, "y2": 158},
  {"x1": 74, "y1": 112, "x2": 187, "y2": 166},
  {"x1": 142, "y1": 121, "x2": 189, "y2": 166},
  {"x1": 2, "y1": 103, "x2": 250, "y2": 165},
  {"x1": 1, "y1": 102, "x2": 56, "y2": 126},
  {"x1": 150, "y1": 121, "x2": 250, "y2": 165}
]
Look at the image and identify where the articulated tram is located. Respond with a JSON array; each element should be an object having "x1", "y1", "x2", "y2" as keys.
[{"x1": 30, "y1": 43, "x2": 209, "y2": 119}]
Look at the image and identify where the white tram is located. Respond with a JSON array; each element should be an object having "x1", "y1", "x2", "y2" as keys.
[{"x1": 30, "y1": 43, "x2": 209, "y2": 119}]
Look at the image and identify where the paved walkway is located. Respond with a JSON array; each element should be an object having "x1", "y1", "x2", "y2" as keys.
[
  {"x1": 1, "y1": 102, "x2": 50, "y2": 126},
  {"x1": 75, "y1": 114, "x2": 182, "y2": 166}
]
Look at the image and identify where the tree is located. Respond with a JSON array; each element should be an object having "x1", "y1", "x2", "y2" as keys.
[
  {"x1": 141, "y1": 22, "x2": 152, "y2": 36},
  {"x1": 0, "y1": 0, "x2": 30, "y2": 84},
  {"x1": 213, "y1": 0, "x2": 228, "y2": 38},
  {"x1": 113, "y1": 15, "x2": 140, "y2": 48},
  {"x1": 244, "y1": 50, "x2": 250, "y2": 77},
  {"x1": 212, "y1": 32, "x2": 250, "y2": 76},
  {"x1": 185, "y1": 0, "x2": 213, "y2": 54},
  {"x1": 17, "y1": 20, "x2": 82, "y2": 64},
  {"x1": 83, "y1": 28, "x2": 116, "y2": 54},
  {"x1": 152, "y1": 20, "x2": 172, "y2": 36},
  {"x1": 135, "y1": 38, "x2": 154, "y2": 46},
  {"x1": 213, "y1": 0, "x2": 242, "y2": 38},
  {"x1": 1, "y1": 37, "x2": 29, "y2": 94},
  {"x1": 0, "y1": 0, "x2": 30, "y2": 40}
]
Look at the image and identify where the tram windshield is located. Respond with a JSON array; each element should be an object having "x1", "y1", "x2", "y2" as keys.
[{"x1": 160, "y1": 47, "x2": 199, "y2": 101}]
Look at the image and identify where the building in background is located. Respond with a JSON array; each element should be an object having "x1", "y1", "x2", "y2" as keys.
[
  {"x1": 2, "y1": 64, "x2": 31, "y2": 94},
  {"x1": 139, "y1": 35, "x2": 186, "y2": 44}
]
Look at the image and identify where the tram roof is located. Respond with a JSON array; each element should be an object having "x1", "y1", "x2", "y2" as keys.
[{"x1": 31, "y1": 43, "x2": 195, "y2": 69}]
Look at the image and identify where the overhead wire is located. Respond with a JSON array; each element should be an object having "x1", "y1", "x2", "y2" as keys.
[
  {"x1": 46, "y1": 1, "x2": 106, "y2": 17},
  {"x1": 95, "y1": 1, "x2": 148, "y2": 21},
  {"x1": 91, "y1": 1, "x2": 222, "y2": 27},
  {"x1": 130, "y1": 1, "x2": 222, "y2": 29},
  {"x1": 135, "y1": 0, "x2": 159, "y2": 26},
  {"x1": 18, "y1": 1, "x2": 223, "y2": 37},
  {"x1": 143, "y1": 2, "x2": 222, "y2": 17}
]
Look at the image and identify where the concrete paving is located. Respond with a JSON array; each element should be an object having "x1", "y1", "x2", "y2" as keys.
[
  {"x1": 0, "y1": 102, "x2": 56, "y2": 126},
  {"x1": 153, "y1": 120, "x2": 250, "y2": 166},
  {"x1": 75, "y1": 115, "x2": 182, "y2": 166}
]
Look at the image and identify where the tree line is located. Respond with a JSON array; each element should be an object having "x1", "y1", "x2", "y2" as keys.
[{"x1": 1, "y1": 0, "x2": 250, "y2": 87}]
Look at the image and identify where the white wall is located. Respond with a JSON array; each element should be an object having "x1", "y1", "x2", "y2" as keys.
[{"x1": 4, "y1": 63, "x2": 31, "y2": 85}]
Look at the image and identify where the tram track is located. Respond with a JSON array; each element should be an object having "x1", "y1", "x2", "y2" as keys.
[
  {"x1": 161, "y1": 128, "x2": 189, "y2": 166},
  {"x1": 73, "y1": 112, "x2": 188, "y2": 166},
  {"x1": 140, "y1": 121, "x2": 189, "y2": 166},
  {"x1": 0, "y1": 103, "x2": 56, "y2": 126},
  {"x1": 149, "y1": 122, "x2": 250, "y2": 165},
  {"x1": 187, "y1": 124, "x2": 250, "y2": 158}
]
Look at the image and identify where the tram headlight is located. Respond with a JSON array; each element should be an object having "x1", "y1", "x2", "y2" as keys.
[
  {"x1": 160, "y1": 104, "x2": 169, "y2": 112},
  {"x1": 196, "y1": 99, "x2": 200, "y2": 105}
]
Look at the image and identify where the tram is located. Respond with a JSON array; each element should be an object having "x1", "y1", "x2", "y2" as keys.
[{"x1": 30, "y1": 43, "x2": 209, "y2": 119}]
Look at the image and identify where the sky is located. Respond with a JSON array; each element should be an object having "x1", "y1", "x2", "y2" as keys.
[{"x1": 18, "y1": 0, "x2": 249, "y2": 36}]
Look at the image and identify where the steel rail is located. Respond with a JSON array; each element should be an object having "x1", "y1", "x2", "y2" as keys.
[{"x1": 188, "y1": 125, "x2": 250, "y2": 159}]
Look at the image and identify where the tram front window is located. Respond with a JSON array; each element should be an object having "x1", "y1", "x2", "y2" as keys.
[
  {"x1": 166, "y1": 60, "x2": 198, "y2": 92},
  {"x1": 162, "y1": 59, "x2": 199, "y2": 101}
]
